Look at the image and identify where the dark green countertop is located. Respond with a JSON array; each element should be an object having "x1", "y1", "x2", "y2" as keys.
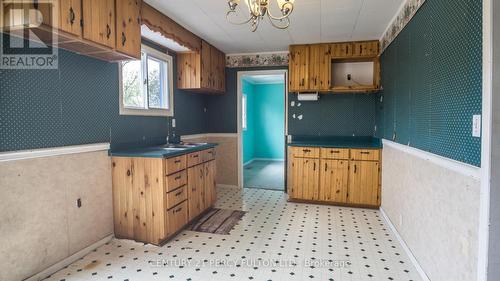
[
  {"x1": 108, "y1": 143, "x2": 218, "y2": 158},
  {"x1": 287, "y1": 136, "x2": 382, "y2": 149}
]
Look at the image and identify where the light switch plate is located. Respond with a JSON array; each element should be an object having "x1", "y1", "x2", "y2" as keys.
[
  {"x1": 472, "y1": 115, "x2": 481, "y2": 137},
  {"x1": 172, "y1": 119, "x2": 176, "y2": 128}
]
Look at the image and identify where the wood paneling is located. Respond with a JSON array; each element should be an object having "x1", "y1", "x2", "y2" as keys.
[
  {"x1": 115, "y1": 0, "x2": 142, "y2": 59},
  {"x1": 348, "y1": 161, "x2": 380, "y2": 206},
  {"x1": 141, "y1": 3, "x2": 201, "y2": 53},
  {"x1": 319, "y1": 159, "x2": 349, "y2": 203},
  {"x1": 82, "y1": 0, "x2": 115, "y2": 48}
]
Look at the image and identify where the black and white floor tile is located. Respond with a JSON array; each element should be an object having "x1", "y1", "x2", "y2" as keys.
[{"x1": 45, "y1": 186, "x2": 422, "y2": 281}]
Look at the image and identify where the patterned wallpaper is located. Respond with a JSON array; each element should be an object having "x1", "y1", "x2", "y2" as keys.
[
  {"x1": 376, "y1": 0, "x2": 482, "y2": 166},
  {"x1": 0, "y1": 40, "x2": 208, "y2": 152},
  {"x1": 288, "y1": 93, "x2": 377, "y2": 137}
]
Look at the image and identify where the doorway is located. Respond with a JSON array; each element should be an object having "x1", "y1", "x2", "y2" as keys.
[{"x1": 237, "y1": 70, "x2": 288, "y2": 191}]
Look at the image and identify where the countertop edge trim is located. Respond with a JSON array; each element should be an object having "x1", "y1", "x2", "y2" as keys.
[{"x1": 0, "y1": 143, "x2": 110, "y2": 162}]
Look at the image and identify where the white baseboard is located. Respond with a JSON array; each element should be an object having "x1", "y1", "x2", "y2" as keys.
[
  {"x1": 379, "y1": 208, "x2": 430, "y2": 281},
  {"x1": 24, "y1": 235, "x2": 114, "y2": 281}
]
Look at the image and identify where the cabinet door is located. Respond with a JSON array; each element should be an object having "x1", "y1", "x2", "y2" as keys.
[
  {"x1": 352, "y1": 41, "x2": 379, "y2": 57},
  {"x1": 331, "y1": 43, "x2": 352, "y2": 58},
  {"x1": 348, "y1": 161, "x2": 380, "y2": 206},
  {"x1": 200, "y1": 40, "x2": 212, "y2": 89},
  {"x1": 288, "y1": 157, "x2": 320, "y2": 200},
  {"x1": 187, "y1": 164, "x2": 205, "y2": 221},
  {"x1": 319, "y1": 160, "x2": 348, "y2": 203},
  {"x1": 82, "y1": 0, "x2": 115, "y2": 48},
  {"x1": 59, "y1": 0, "x2": 82, "y2": 36},
  {"x1": 289, "y1": 45, "x2": 310, "y2": 92},
  {"x1": 318, "y1": 44, "x2": 332, "y2": 91},
  {"x1": 204, "y1": 161, "x2": 217, "y2": 207},
  {"x1": 116, "y1": 0, "x2": 141, "y2": 59},
  {"x1": 219, "y1": 51, "x2": 226, "y2": 92},
  {"x1": 210, "y1": 46, "x2": 219, "y2": 90},
  {"x1": 308, "y1": 44, "x2": 321, "y2": 90}
]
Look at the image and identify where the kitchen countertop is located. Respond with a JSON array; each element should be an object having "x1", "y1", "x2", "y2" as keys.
[
  {"x1": 108, "y1": 143, "x2": 218, "y2": 158},
  {"x1": 287, "y1": 136, "x2": 382, "y2": 149}
]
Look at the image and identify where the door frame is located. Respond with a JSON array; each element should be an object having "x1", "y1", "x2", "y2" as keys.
[{"x1": 236, "y1": 69, "x2": 289, "y2": 189}]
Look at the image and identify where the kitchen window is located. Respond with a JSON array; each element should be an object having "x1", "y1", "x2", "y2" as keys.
[{"x1": 119, "y1": 45, "x2": 174, "y2": 117}]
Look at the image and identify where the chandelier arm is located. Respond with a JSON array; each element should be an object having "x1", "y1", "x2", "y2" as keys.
[
  {"x1": 267, "y1": 15, "x2": 290, "y2": 30},
  {"x1": 226, "y1": 10, "x2": 255, "y2": 25},
  {"x1": 266, "y1": 3, "x2": 294, "y2": 20}
]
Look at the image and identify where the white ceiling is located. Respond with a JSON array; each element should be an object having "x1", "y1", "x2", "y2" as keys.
[
  {"x1": 144, "y1": 0, "x2": 404, "y2": 54},
  {"x1": 243, "y1": 74, "x2": 285, "y2": 85}
]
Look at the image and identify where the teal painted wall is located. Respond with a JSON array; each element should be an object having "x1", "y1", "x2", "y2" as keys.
[
  {"x1": 253, "y1": 83, "x2": 285, "y2": 159},
  {"x1": 243, "y1": 80, "x2": 255, "y2": 163},
  {"x1": 243, "y1": 81, "x2": 285, "y2": 163}
]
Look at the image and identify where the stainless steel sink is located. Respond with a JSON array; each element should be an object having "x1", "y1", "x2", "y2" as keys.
[{"x1": 158, "y1": 143, "x2": 207, "y2": 149}]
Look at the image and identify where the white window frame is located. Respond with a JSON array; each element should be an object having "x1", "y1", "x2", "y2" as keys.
[{"x1": 119, "y1": 44, "x2": 174, "y2": 117}]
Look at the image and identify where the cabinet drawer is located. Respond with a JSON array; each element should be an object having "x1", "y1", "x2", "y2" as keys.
[
  {"x1": 187, "y1": 151, "x2": 203, "y2": 167},
  {"x1": 289, "y1": 146, "x2": 320, "y2": 158},
  {"x1": 165, "y1": 170, "x2": 187, "y2": 192},
  {"x1": 165, "y1": 155, "x2": 187, "y2": 175},
  {"x1": 320, "y1": 148, "x2": 349, "y2": 160},
  {"x1": 202, "y1": 148, "x2": 216, "y2": 162},
  {"x1": 166, "y1": 200, "x2": 188, "y2": 237},
  {"x1": 350, "y1": 149, "x2": 380, "y2": 161},
  {"x1": 166, "y1": 185, "x2": 187, "y2": 209}
]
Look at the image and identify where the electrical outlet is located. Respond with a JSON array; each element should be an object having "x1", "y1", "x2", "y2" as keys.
[
  {"x1": 347, "y1": 74, "x2": 352, "y2": 81},
  {"x1": 172, "y1": 119, "x2": 176, "y2": 128},
  {"x1": 472, "y1": 115, "x2": 481, "y2": 137},
  {"x1": 77, "y1": 198, "x2": 82, "y2": 208}
]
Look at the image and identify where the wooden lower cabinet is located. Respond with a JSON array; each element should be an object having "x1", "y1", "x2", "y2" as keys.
[
  {"x1": 348, "y1": 161, "x2": 380, "y2": 206},
  {"x1": 112, "y1": 148, "x2": 217, "y2": 245},
  {"x1": 288, "y1": 147, "x2": 381, "y2": 208},
  {"x1": 319, "y1": 159, "x2": 349, "y2": 203}
]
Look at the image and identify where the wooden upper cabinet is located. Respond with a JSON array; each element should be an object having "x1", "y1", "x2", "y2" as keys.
[
  {"x1": 309, "y1": 44, "x2": 332, "y2": 91},
  {"x1": 352, "y1": 41, "x2": 379, "y2": 57},
  {"x1": 331, "y1": 42, "x2": 352, "y2": 58},
  {"x1": 82, "y1": 0, "x2": 115, "y2": 48},
  {"x1": 116, "y1": 0, "x2": 142, "y2": 59},
  {"x1": 59, "y1": 0, "x2": 82, "y2": 36},
  {"x1": 178, "y1": 40, "x2": 226, "y2": 93},
  {"x1": 289, "y1": 45, "x2": 310, "y2": 92}
]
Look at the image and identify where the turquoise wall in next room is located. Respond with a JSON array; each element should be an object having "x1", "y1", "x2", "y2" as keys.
[{"x1": 243, "y1": 81, "x2": 285, "y2": 164}]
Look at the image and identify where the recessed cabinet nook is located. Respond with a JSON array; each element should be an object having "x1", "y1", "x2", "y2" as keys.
[{"x1": 289, "y1": 40, "x2": 381, "y2": 93}]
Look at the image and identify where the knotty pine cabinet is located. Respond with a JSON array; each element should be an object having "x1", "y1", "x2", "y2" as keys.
[
  {"x1": 111, "y1": 148, "x2": 216, "y2": 245},
  {"x1": 4, "y1": 0, "x2": 141, "y2": 61},
  {"x1": 287, "y1": 146, "x2": 381, "y2": 208},
  {"x1": 289, "y1": 40, "x2": 380, "y2": 93},
  {"x1": 178, "y1": 40, "x2": 226, "y2": 93}
]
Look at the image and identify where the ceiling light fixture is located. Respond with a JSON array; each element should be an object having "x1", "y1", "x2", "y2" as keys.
[{"x1": 226, "y1": 0, "x2": 294, "y2": 32}]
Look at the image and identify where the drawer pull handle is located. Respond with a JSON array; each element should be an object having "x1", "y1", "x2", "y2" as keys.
[
  {"x1": 69, "y1": 7, "x2": 75, "y2": 25},
  {"x1": 331, "y1": 151, "x2": 340, "y2": 154},
  {"x1": 360, "y1": 152, "x2": 371, "y2": 155},
  {"x1": 175, "y1": 176, "x2": 182, "y2": 180},
  {"x1": 175, "y1": 190, "x2": 183, "y2": 196},
  {"x1": 192, "y1": 155, "x2": 199, "y2": 158},
  {"x1": 174, "y1": 207, "x2": 182, "y2": 213},
  {"x1": 302, "y1": 149, "x2": 311, "y2": 153},
  {"x1": 174, "y1": 160, "x2": 181, "y2": 163}
]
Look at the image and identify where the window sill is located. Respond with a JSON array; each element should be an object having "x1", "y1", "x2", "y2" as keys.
[{"x1": 119, "y1": 107, "x2": 173, "y2": 117}]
